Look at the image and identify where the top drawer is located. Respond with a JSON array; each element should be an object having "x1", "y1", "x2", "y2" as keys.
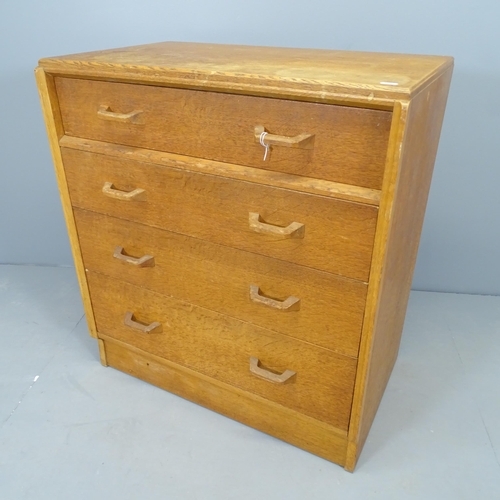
[{"x1": 55, "y1": 78, "x2": 392, "y2": 189}]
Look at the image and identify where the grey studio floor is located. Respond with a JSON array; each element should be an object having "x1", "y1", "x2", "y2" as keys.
[{"x1": 0, "y1": 265, "x2": 499, "y2": 500}]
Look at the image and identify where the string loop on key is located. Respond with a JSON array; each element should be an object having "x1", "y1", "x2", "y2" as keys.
[{"x1": 259, "y1": 131, "x2": 270, "y2": 161}]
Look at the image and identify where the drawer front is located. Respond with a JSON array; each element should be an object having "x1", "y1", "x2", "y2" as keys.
[
  {"x1": 88, "y1": 272, "x2": 357, "y2": 430},
  {"x1": 75, "y1": 208, "x2": 367, "y2": 357},
  {"x1": 62, "y1": 148, "x2": 377, "y2": 281},
  {"x1": 101, "y1": 338, "x2": 350, "y2": 466},
  {"x1": 55, "y1": 77, "x2": 391, "y2": 189}
]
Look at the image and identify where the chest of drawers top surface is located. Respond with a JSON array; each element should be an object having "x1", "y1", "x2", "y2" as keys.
[
  {"x1": 36, "y1": 42, "x2": 453, "y2": 472},
  {"x1": 39, "y1": 41, "x2": 452, "y2": 103}
]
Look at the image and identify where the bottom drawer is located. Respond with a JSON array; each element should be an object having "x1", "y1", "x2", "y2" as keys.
[
  {"x1": 101, "y1": 335, "x2": 350, "y2": 467},
  {"x1": 88, "y1": 272, "x2": 357, "y2": 430}
]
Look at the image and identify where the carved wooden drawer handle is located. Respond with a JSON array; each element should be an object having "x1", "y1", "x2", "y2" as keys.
[
  {"x1": 102, "y1": 182, "x2": 146, "y2": 201},
  {"x1": 249, "y1": 357, "x2": 296, "y2": 384},
  {"x1": 249, "y1": 285, "x2": 300, "y2": 311},
  {"x1": 124, "y1": 311, "x2": 162, "y2": 334},
  {"x1": 113, "y1": 246, "x2": 155, "y2": 267},
  {"x1": 254, "y1": 125, "x2": 315, "y2": 149},
  {"x1": 249, "y1": 212, "x2": 305, "y2": 239},
  {"x1": 97, "y1": 104, "x2": 143, "y2": 123}
]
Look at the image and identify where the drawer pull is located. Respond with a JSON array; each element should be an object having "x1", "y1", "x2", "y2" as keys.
[
  {"x1": 254, "y1": 125, "x2": 315, "y2": 150},
  {"x1": 249, "y1": 357, "x2": 296, "y2": 384},
  {"x1": 113, "y1": 246, "x2": 155, "y2": 267},
  {"x1": 97, "y1": 104, "x2": 143, "y2": 123},
  {"x1": 249, "y1": 285, "x2": 300, "y2": 311},
  {"x1": 249, "y1": 212, "x2": 305, "y2": 239},
  {"x1": 124, "y1": 311, "x2": 162, "y2": 334},
  {"x1": 102, "y1": 182, "x2": 146, "y2": 201}
]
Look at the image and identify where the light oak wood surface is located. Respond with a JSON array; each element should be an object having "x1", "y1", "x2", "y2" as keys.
[
  {"x1": 40, "y1": 42, "x2": 453, "y2": 106},
  {"x1": 55, "y1": 77, "x2": 391, "y2": 189},
  {"x1": 345, "y1": 68, "x2": 454, "y2": 471},
  {"x1": 60, "y1": 136, "x2": 382, "y2": 206},
  {"x1": 101, "y1": 335, "x2": 349, "y2": 466},
  {"x1": 61, "y1": 147, "x2": 378, "y2": 282},
  {"x1": 37, "y1": 42, "x2": 453, "y2": 471},
  {"x1": 74, "y1": 208, "x2": 367, "y2": 357},
  {"x1": 34, "y1": 68, "x2": 98, "y2": 339},
  {"x1": 88, "y1": 272, "x2": 357, "y2": 430}
]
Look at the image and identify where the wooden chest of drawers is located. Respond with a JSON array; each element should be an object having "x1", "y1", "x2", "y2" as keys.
[{"x1": 36, "y1": 42, "x2": 453, "y2": 471}]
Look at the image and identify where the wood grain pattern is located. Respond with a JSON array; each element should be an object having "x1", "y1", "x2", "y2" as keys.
[
  {"x1": 62, "y1": 148, "x2": 378, "y2": 282},
  {"x1": 37, "y1": 42, "x2": 454, "y2": 471},
  {"x1": 345, "y1": 66, "x2": 453, "y2": 471},
  {"x1": 60, "y1": 136, "x2": 381, "y2": 206},
  {"x1": 97, "y1": 338, "x2": 108, "y2": 366},
  {"x1": 55, "y1": 77, "x2": 391, "y2": 189},
  {"x1": 34, "y1": 68, "x2": 98, "y2": 339},
  {"x1": 88, "y1": 272, "x2": 357, "y2": 430},
  {"x1": 74, "y1": 208, "x2": 367, "y2": 357},
  {"x1": 101, "y1": 335, "x2": 349, "y2": 466},
  {"x1": 39, "y1": 42, "x2": 453, "y2": 106}
]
